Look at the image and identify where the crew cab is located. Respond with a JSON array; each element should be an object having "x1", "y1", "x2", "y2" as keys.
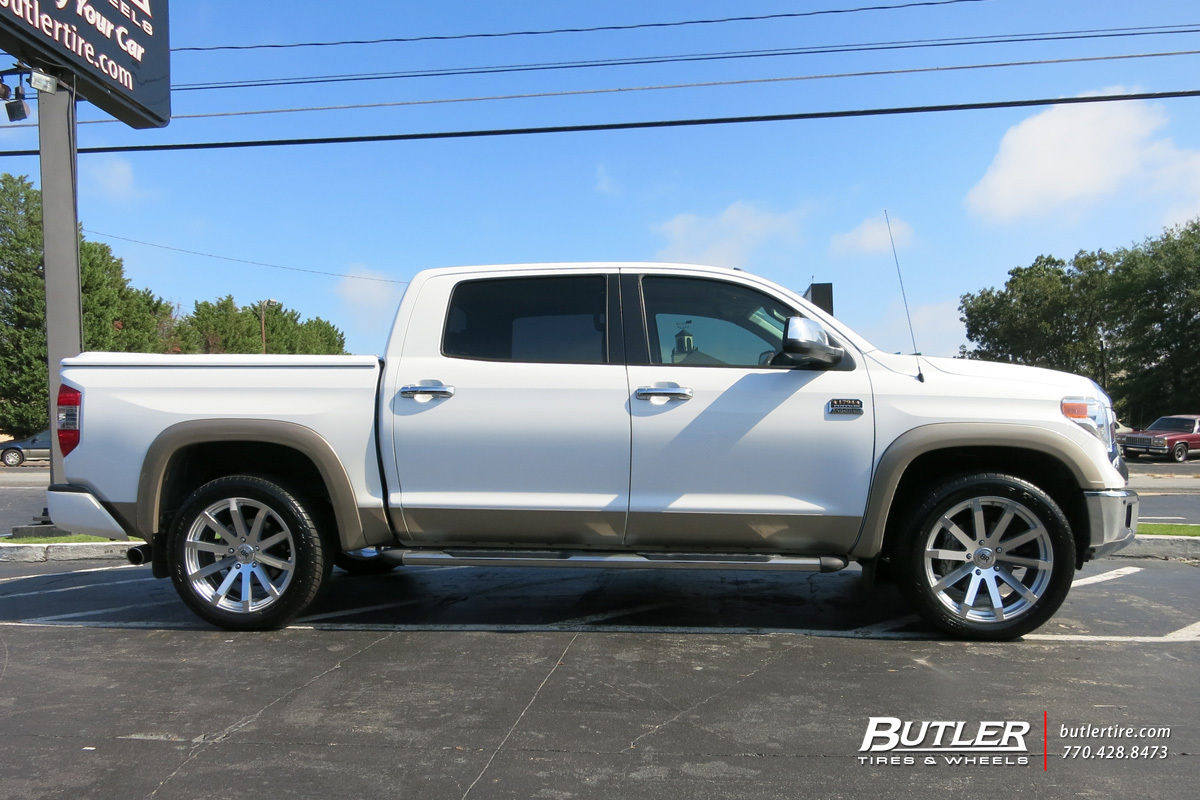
[
  {"x1": 46, "y1": 263, "x2": 1138, "y2": 639},
  {"x1": 1118, "y1": 415, "x2": 1200, "y2": 462}
]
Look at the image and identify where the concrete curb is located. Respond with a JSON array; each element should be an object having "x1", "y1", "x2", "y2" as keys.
[
  {"x1": 0, "y1": 537, "x2": 1196, "y2": 563},
  {"x1": 0, "y1": 541, "x2": 138, "y2": 563}
]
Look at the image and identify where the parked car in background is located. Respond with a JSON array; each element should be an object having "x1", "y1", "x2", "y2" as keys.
[
  {"x1": 1, "y1": 430, "x2": 52, "y2": 467},
  {"x1": 1118, "y1": 415, "x2": 1200, "y2": 462}
]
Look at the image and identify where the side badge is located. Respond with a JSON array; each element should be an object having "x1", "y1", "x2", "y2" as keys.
[{"x1": 828, "y1": 398, "x2": 864, "y2": 416}]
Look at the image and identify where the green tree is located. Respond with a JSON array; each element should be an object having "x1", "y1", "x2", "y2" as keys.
[
  {"x1": 959, "y1": 252, "x2": 1115, "y2": 386},
  {"x1": 1108, "y1": 222, "x2": 1200, "y2": 425},
  {"x1": 177, "y1": 297, "x2": 345, "y2": 355}
]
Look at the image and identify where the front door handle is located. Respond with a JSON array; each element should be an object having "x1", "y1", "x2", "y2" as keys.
[
  {"x1": 635, "y1": 386, "x2": 693, "y2": 402},
  {"x1": 400, "y1": 384, "x2": 456, "y2": 399}
]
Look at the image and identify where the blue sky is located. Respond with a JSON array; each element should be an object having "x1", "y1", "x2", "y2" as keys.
[{"x1": 4, "y1": 0, "x2": 1200, "y2": 357}]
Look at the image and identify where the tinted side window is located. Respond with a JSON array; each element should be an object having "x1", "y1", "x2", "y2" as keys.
[
  {"x1": 641, "y1": 277, "x2": 794, "y2": 367},
  {"x1": 443, "y1": 275, "x2": 608, "y2": 364}
]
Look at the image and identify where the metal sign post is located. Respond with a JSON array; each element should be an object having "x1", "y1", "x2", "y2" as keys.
[{"x1": 38, "y1": 85, "x2": 82, "y2": 483}]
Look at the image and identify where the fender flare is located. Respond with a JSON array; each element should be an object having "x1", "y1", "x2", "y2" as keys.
[
  {"x1": 850, "y1": 422, "x2": 1108, "y2": 558},
  {"x1": 136, "y1": 419, "x2": 367, "y2": 551}
]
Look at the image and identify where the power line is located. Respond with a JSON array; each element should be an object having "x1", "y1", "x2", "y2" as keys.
[
  {"x1": 171, "y1": 24, "x2": 1200, "y2": 93},
  {"x1": 5, "y1": 88, "x2": 1199, "y2": 158},
  {"x1": 172, "y1": 0, "x2": 992, "y2": 53},
  {"x1": 57, "y1": 48, "x2": 1200, "y2": 125},
  {"x1": 84, "y1": 229, "x2": 409, "y2": 284}
]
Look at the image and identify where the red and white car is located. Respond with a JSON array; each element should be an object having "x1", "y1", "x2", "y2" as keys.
[{"x1": 1118, "y1": 415, "x2": 1200, "y2": 462}]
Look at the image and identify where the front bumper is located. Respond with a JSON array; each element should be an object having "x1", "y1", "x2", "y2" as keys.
[
  {"x1": 47, "y1": 484, "x2": 129, "y2": 540},
  {"x1": 1122, "y1": 445, "x2": 1169, "y2": 456},
  {"x1": 1082, "y1": 488, "x2": 1138, "y2": 560}
]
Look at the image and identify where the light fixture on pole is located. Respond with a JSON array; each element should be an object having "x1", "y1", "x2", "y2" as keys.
[
  {"x1": 5, "y1": 80, "x2": 29, "y2": 122},
  {"x1": 259, "y1": 298, "x2": 279, "y2": 354},
  {"x1": 0, "y1": 81, "x2": 9, "y2": 102},
  {"x1": 29, "y1": 69, "x2": 57, "y2": 94}
]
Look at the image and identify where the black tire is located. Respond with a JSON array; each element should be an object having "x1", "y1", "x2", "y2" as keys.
[
  {"x1": 1122, "y1": 450, "x2": 1139, "y2": 460},
  {"x1": 1172, "y1": 443, "x2": 1189, "y2": 463},
  {"x1": 893, "y1": 473, "x2": 1076, "y2": 641},
  {"x1": 2, "y1": 449, "x2": 24, "y2": 467},
  {"x1": 334, "y1": 548, "x2": 398, "y2": 575},
  {"x1": 167, "y1": 475, "x2": 330, "y2": 631}
]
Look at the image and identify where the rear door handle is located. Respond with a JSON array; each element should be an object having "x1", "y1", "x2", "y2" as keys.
[
  {"x1": 400, "y1": 384, "x2": 455, "y2": 399},
  {"x1": 635, "y1": 386, "x2": 693, "y2": 402}
]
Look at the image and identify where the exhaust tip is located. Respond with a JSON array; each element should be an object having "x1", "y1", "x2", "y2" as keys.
[{"x1": 127, "y1": 544, "x2": 152, "y2": 566}]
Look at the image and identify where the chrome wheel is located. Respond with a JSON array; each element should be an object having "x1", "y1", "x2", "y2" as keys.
[
  {"x1": 896, "y1": 473, "x2": 1075, "y2": 640},
  {"x1": 2, "y1": 449, "x2": 23, "y2": 467},
  {"x1": 183, "y1": 497, "x2": 296, "y2": 614},
  {"x1": 922, "y1": 495, "x2": 1053, "y2": 625},
  {"x1": 168, "y1": 475, "x2": 329, "y2": 630}
]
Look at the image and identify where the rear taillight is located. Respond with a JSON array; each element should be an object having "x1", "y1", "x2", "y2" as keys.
[{"x1": 57, "y1": 384, "x2": 81, "y2": 457}]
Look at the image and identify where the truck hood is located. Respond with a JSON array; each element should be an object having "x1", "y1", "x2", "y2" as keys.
[{"x1": 866, "y1": 350, "x2": 1103, "y2": 398}]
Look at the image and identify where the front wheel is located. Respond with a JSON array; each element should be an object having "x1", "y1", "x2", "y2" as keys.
[
  {"x1": 2, "y1": 449, "x2": 24, "y2": 467},
  {"x1": 1172, "y1": 443, "x2": 1189, "y2": 463},
  {"x1": 167, "y1": 475, "x2": 330, "y2": 631},
  {"x1": 894, "y1": 473, "x2": 1076, "y2": 640}
]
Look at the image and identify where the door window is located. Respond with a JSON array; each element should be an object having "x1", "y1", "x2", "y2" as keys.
[
  {"x1": 641, "y1": 277, "x2": 794, "y2": 367},
  {"x1": 443, "y1": 275, "x2": 608, "y2": 364}
]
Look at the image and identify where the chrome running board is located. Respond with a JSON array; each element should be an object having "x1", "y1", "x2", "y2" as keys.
[{"x1": 381, "y1": 548, "x2": 848, "y2": 573}]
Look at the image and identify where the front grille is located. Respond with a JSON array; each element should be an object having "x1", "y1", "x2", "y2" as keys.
[{"x1": 1125, "y1": 436, "x2": 1154, "y2": 447}]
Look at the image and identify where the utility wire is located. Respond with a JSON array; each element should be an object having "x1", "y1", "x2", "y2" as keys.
[
  {"x1": 5, "y1": 88, "x2": 1198, "y2": 158},
  {"x1": 52, "y1": 48, "x2": 1200, "y2": 126},
  {"x1": 172, "y1": 0, "x2": 992, "y2": 52},
  {"x1": 84, "y1": 229, "x2": 409, "y2": 284},
  {"x1": 172, "y1": 24, "x2": 1200, "y2": 92}
]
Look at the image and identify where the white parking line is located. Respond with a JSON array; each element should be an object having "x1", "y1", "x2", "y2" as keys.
[
  {"x1": 0, "y1": 577, "x2": 156, "y2": 600},
  {"x1": 22, "y1": 601, "x2": 177, "y2": 623},
  {"x1": 0, "y1": 564, "x2": 142, "y2": 584},
  {"x1": 1072, "y1": 566, "x2": 1142, "y2": 587}
]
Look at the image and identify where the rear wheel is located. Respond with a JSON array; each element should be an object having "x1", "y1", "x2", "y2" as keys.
[
  {"x1": 167, "y1": 475, "x2": 330, "y2": 630},
  {"x1": 894, "y1": 473, "x2": 1075, "y2": 640},
  {"x1": 1172, "y1": 443, "x2": 1189, "y2": 463}
]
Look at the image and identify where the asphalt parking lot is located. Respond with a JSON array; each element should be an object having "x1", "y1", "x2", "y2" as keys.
[{"x1": 0, "y1": 555, "x2": 1196, "y2": 799}]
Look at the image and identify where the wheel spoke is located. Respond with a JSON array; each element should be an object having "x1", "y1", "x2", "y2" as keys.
[
  {"x1": 229, "y1": 499, "x2": 250, "y2": 540},
  {"x1": 986, "y1": 505, "x2": 1016, "y2": 545},
  {"x1": 996, "y1": 553, "x2": 1049, "y2": 570},
  {"x1": 972, "y1": 499, "x2": 986, "y2": 543},
  {"x1": 248, "y1": 507, "x2": 267, "y2": 545},
  {"x1": 926, "y1": 548, "x2": 970, "y2": 561},
  {"x1": 932, "y1": 562, "x2": 975, "y2": 593},
  {"x1": 962, "y1": 571, "x2": 983, "y2": 609},
  {"x1": 241, "y1": 568, "x2": 253, "y2": 612},
  {"x1": 996, "y1": 566, "x2": 1041, "y2": 604},
  {"x1": 984, "y1": 573, "x2": 1006, "y2": 621},
  {"x1": 253, "y1": 566, "x2": 282, "y2": 599},
  {"x1": 257, "y1": 552, "x2": 293, "y2": 572},
  {"x1": 191, "y1": 556, "x2": 235, "y2": 580},
  {"x1": 939, "y1": 516, "x2": 977, "y2": 550},
  {"x1": 186, "y1": 540, "x2": 229, "y2": 557},
  {"x1": 212, "y1": 566, "x2": 240, "y2": 602},
  {"x1": 258, "y1": 531, "x2": 290, "y2": 550},
  {"x1": 202, "y1": 511, "x2": 239, "y2": 547},
  {"x1": 998, "y1": 524, "x2": 1044, "y2": 551}
]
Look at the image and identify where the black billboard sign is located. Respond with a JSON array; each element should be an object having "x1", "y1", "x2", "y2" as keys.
[{"x1": 0, "y1": 0, "x2": 169, "y2": 128}]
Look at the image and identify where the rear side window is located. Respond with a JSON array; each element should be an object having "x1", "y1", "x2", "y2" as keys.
[{"x1": 443, "y1": 275, "x2": 608, "y2": 364}]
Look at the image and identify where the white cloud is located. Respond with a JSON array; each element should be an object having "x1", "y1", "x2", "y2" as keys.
[
  {"x1": 82, "y1": 156, "x2": 147, "y2": 202},
  {"x1": 830, "y1": 213, "x2": 913, "y2": 256},
  {"x1": 965, "y1": 92, "x2": 1200, "y2": 223},
  {"x1": 595, "y1": 164, "x2": 618, "y2": 195},
  {"x1": 334, "y1": 265, "x2": 406, "y2": 349},
  {"x1": 654, "y1": 201, "x2": 805, "y2": 267}
]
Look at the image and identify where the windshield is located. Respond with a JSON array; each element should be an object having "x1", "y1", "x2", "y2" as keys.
[{"x1": 1147, "y1": 418, "x2": 1195, "y2": 433}]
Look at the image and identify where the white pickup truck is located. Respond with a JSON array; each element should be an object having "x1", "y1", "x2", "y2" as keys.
[{"x1": 48, "y1": 262, "x2": 1137, "y2": 639}]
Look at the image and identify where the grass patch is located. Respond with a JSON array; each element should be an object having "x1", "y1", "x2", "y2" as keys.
[
  {"x1": 1138, "y1": 523, "x2": 1200, "y2": 537},
  {"x1": 0, "y1": 534, "x2": 119, "y2": 545}
]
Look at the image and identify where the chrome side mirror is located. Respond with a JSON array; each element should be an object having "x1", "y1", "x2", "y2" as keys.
[{"x1": 782, "y1": 317, "x2": 844, "y2": 367}]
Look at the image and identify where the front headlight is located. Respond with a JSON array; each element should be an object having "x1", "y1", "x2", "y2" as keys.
[{"x1": 1062, "y1": 391, "x2": 1117, "y2": 457}]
